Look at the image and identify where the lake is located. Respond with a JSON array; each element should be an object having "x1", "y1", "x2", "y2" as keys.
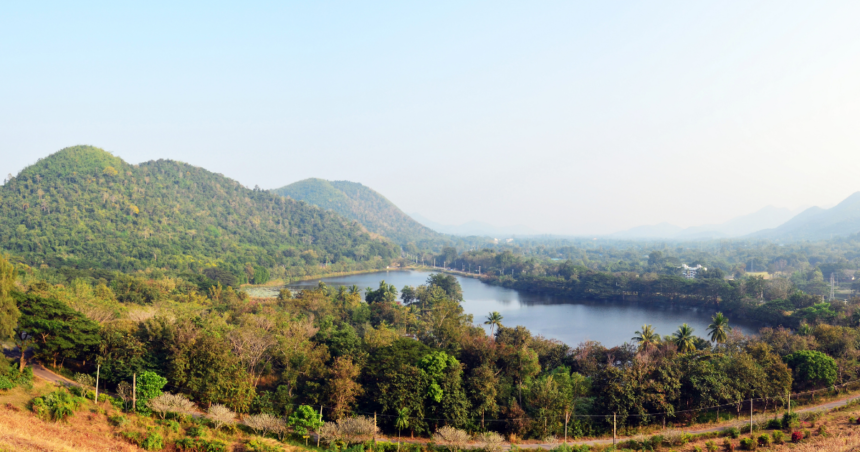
[{"x1": 251, "y1": 270, "x2": 761, "y2": 347}]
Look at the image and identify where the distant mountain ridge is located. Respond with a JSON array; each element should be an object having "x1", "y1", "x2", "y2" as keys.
[
  {"x1": 749, "y1": 192, "x2": 860, "y2": 240},
  {"x1": 611, "y1": 205, "x2": 801, "y2": 240},
  {"x1": 0, "y1": 146, "x2": 397, "y2": 271},
  {"x1": 408, "y1": 212, "x2": 539, "y2": 237},
  {"x1": 272, "y1": 179, "x2": 442, "y2": 245}
]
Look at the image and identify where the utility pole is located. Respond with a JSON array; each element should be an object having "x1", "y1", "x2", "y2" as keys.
[
  {"x1": 317, "y1": 406, "x2": 323, "y2": 447},
  {"x1": 95, "y1": 364, "x2": 100, "y2": 402},
  {"x1": 750, "y1": 399, "x2": 754, "y2": 435},
  {"x1": 613, "y1": 413, "x2": 616, "y2": 446},
  {"x1": 132, "y1": 373, "x2": 137, "y2": 412}
]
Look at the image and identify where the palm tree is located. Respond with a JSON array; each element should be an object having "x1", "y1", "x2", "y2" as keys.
[
  {"x1": 672, "y1": 323, "x2": 697, "y2": 353},
  {"x1": 707, "y1": 312, "x2": 731, "y2": 344},
  {"x1": 484, "y1": 311, "x2": 504, "y2": 336},
  {"x1": 632, "y1": 324, "x2": 660, "y2": 351},
  {"x1": 395, "y1": 408, "x2": 410, "y2": 449}
]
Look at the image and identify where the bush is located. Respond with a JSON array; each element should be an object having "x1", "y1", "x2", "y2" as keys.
[
  {"x1": 108, "y1": 414, "x2": 128, "y2": 427},
  {"x1": 739, "y1": 437, "x2": 756, "y2": 450},
  {"x1": 705, "y1": 439, "x2": 718, "y2": 452},
  {"x1": 772, "y1": 430, "x2": 785, "y2": 444},
  {"x1": 850, "y1": 416, "x2": 856, "y2": 424},
  {"x1": 782, "y1": 412, "x2": 799, "y2": 429},
  {"x1": 31, "y1": 389, "x2": 86, "y2": 422},
  {"x1": 723, "y1": 438, "x2": 734, "y2": 452},
  {"x1": 791, "y1": 431, "x2": 803, "y2": 442},
  {"x1": 246, "y1": 438, "x2": 283, "y2": 452},
  {"x1": 802, "y1": 428, "x2": 811, "y2": 439},
  {"x1": 757, "y1": 433, "x2": 771, "y2": 447},
  {"x1": 0, "y1": 358, "x2": 33, "y2": 390},
  {"x1": 726, "y1": 427, "x2": 740, "y2": 439},
  {"x1": 176, "y1": 438, "x2": 229, "y2": 452},
  {"x1": 765, "y1": 419, "x2": 782, "y2": 430},
  {"x1": 186, "y1": 425, "x2": 207, "y2": 438},
  {"x1": 818, "y1": 424, "x2": 828, "y2": 437},
  {"x1": 141, "y1": 432, "x2": 163, "y2": 451}
]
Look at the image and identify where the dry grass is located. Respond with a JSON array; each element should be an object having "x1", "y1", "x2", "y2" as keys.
[{"x1": 0, "y1": 403, "x2": 142, "y2": 452}]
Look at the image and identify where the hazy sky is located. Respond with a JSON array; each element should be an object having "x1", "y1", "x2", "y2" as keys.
[{"x1": 3, "y1": 2, "x2": 860, "y2": 235}]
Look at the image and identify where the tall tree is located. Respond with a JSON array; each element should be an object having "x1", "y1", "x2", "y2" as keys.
[
  {"x1": 484, "y1": 312, "x2": 504, "y2": 337},
  {"x1": 632, "y1": 324, "x2": 659, "y2": 351},
  {"x1": 707, "y1": 312, "x2": 731, "y2": 344},
  {"x1": 672, "y1": 324, "x2": 697, "y2": 353},
  {"x1": 0, "y1": 255, "x2": 19, "y2": 339},
  {"x1": 324, "y1": 356, "x2": 363, "y2": 420}
]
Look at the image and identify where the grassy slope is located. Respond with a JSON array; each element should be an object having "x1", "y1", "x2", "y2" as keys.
[
  {"x1": 0, "y1": 146, "x2": 398, "y2": 272},
  {"x1": 273, "y1": 178, "x2": 442, "y2": 246}
]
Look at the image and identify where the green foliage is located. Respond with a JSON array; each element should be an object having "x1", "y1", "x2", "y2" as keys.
[
  {"x1": 141, "y1": 431, "x2": 164, "y2": 451},
  {"x1": 0, "y1": 255, "x2": 20, "y2": 339},
  {"x1": 771, "y1": 430, "x2": 785, "y2": 444},
  {"x1": 176, "y1": 438, "x2": 228, "y2": 452},
  {"x1": 726, "y1": 427, "x2": 740, "y2": 439},
  {"x1": 739, "y1": 437, "x2": 756, "y2": 450},
  {"x1": 288, "y1": 404, "x2": 323, "y2": 436},
  {"x1": 784, "y1": 350, "x2": 837, "y2": 389},
  {"x1": 186, "y1": 425, "x2": 207, "y2": 438},
  {"x1": 273, "y1": 178, "x2": 441, "y2": 246},
  {"x1": 31, "y1": 389, "x2": 86, "y2": 421},
  {"x1": 0, "y1": 356, "x2": 33, "y2": 390},
  {"x1": 136, "y1": 371, "x2": 167, "y2": 414},
  {"x1": 0, "y1": 146, "x2": 398, "y2": 273},
  {"x1": 245, "y1": 438, "x2": 285, "y2": 452},
  {"x1": 782, "y1": 412, "x2": 799, "y2": 429},
  {"x1": 14, "y1": 292, "x2": 101, "y2": 368}
]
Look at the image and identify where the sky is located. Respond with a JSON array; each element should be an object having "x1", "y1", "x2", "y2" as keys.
[{"x1": 3, "y1": 1, "x2": 860, "y2": 235}]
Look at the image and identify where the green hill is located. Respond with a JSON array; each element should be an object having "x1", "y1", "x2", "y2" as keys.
[
  {"x1": 0, "y1": 146, "x2": 398, "y2": 277},
  {"x1": 272, "y1": 178, "x2": 442, "y2": 246}
]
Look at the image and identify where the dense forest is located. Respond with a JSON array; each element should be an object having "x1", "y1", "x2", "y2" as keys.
[
  {"x1": 0, "y1": 146, "x2": 398, "y2": 283},
  {"x1": 273, "y1": 179, "x2": 443, "y2": 248}
]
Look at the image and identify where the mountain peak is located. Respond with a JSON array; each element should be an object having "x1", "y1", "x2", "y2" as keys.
[{"x1": 19, "y1": 145, "x2": 126, "y2": 180}]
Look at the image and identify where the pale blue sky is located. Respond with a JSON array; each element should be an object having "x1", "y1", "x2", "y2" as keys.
[{"x1": 3, "y1": 2, "x2": 860, "y2": 234}]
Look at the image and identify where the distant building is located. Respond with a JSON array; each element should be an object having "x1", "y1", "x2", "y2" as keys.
[{"x1": 680, "y1": 264, "x2": 705, "y2": 279}]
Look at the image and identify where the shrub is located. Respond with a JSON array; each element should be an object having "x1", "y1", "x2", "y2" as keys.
[
  {"x1": 693, "y1": 447, "x2": 702, "y2": 452},
  {"x1": 0, "y1": 359, "x2": 33, "y2": 390},
  {"x1": 476, "y1": 431, "x2": 504, "y2": 452},
  {"x1": 817, "y1": 424, "x2": 828, "y2": 437},
  {"x1": 757, "y1": 433, "x2": 771, "y2": 446},
  {"x1": 433, "y1": 426, "x2": 470, "y2": 452},
  {"x1": 648, "y1": 434, "x2": 664, "y2": 448},
  {"x1": 739, "y1": 437, "x2": 756, "y2": 450},
  {"x1": 771, "y1": 430, "x2": 785, "y2": 444},
  {"x1": 31, "y1": 389, "x2": 86, "y2": 422},
  {"x1": 782, "y1": 412, "x2": 799, "y2": 429},
  {"x1": 726, "y1": 427, "x2": 740, "y2": 439},
  {"x1": 850, "y1": 416, "x2": 856, "y2": 424},
  {"x1": 109, "y1": 414, "x2": 128, "y2": 427},
  {"x1": 765, "y1": 419, "x2": 781, "y2": 430},
  {"x1": 802, "y1": 428, "x2": 811, "y2": 439},
  {"x1": 705, "y1": 439, "x2": 718, "y2": 452},
  {"x1": 136, "y1": 371, "x2": 167, "y2": 415},
  {"x1": 161, "y1": 419, "x2": 181, "y2": 433},
  {"x1": 245, "y1": 438, "x2": 283, "y2": 452},
  {"x1": 245, "y1": 413, "x2": 286, "y2": 440},
  {"x1": 176, "y1": 438, "x2": 229, "y2": 452},
  {"x1": 318, "y1": 416, "x2": 378, "y2": 445},
  {"x1": 141, "y1": 432, "x2": 163, "y2": 451},
  {"x1": 186, "y1": 425, "x2": 207, "y2": 438},
  {"x1": 791, "y1": 431, "x2": 803, "y2": 442}
]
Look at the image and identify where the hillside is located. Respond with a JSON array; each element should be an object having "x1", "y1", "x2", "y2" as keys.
[
  {"x1": 0, "y1": 146, "x2": 398, "y2": 275},
  {"x1": 751, "y1": 192, "x2": 860, "y2": 241},
  {"x1": 273, "y1": 178, "x2": 442, "y2": 245}
]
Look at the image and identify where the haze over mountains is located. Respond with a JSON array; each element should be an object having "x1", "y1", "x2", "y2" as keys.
[{"x1": 612, "y1": 193, "x2": 860, "y2": 242}]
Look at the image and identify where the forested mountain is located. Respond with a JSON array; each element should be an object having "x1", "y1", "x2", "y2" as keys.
[
  {"x1": 751, "y1": 192, "x2": 860, "y2": 241},
  {"x1": 0, "y1": 146, "x2": 398, "y2": 276},
  {"x1": 273, "y1": 178, "x2": 442, "y2": 246}
]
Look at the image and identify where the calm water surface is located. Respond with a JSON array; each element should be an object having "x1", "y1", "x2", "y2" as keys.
[{"x1": 259, "y1": 270, "x2": 760, "y2": 347}]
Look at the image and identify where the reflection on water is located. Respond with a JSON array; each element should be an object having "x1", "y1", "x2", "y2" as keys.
[{"x1": 261, "y1": 270, "x2": 761, "y2": 347}]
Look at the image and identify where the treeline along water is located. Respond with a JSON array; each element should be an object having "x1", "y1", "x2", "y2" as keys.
[{"x1": 271, "y1": 270, "x2": 762, "y2": 346}]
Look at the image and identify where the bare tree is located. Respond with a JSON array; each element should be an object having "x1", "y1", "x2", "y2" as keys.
[
  {"x1": 318, "y1": 416, "x2": 378, "y2": 445},
  {"x1": 229, "y1": 316, "x2": 277, "y2": 387},
  {"x1": 433, "y1": 426, "x2": 471, "y2": 452},
  {"x1": 147, "y1": 393, "x2": 197, "y2": 419},
  {"x1": 207, "y1": 404, "x2": 236, "y2": 430}
]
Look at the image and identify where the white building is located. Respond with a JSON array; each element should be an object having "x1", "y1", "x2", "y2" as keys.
[{"x1": 680, "y1": 264, "x2": 705, "y2": 279}]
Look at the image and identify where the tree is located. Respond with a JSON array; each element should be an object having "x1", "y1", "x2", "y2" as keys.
[
  {"x1": 288, "y1": 404, "x2": 324, "y2": 443},
  {"x1": 632, "y1": 324, "x2": 659, "y2": 351},
  {"x1": 13, "y1": 293, "x2": 100, "y2": 370},
  {"x1": 324, "y1": 356, "x2": 362, "y2": 420},
  {"x1": 785, "y1": 350, "x2": 837, "y2": 390},
  {"x1": 484, "y1": 312, "x2": 504, "y2": 336},
  {"x1": 707, "y1": 312, "x2": 731, "y2": 344},
  {"x1": 365, "y1": 280, "x2": 398, "y2": 303},
  {"x1": 136, "y1": 371, "x2": 167, "y2": 415},
  {"x1": 207, "y1": 404, "x2": 236, "y2": 430},
  {"x1": 395, "y1": 408, "x2": 410, "y2": 444},
  {"x1": 0, "y1": 255, "x2": 20, "y2": 339},
  {"x1": 427, "y1": 274, "x2": 463, "y2": 302},
  {"x1": 672, "y1": 324, "x2": 697, "y2": 353}
]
